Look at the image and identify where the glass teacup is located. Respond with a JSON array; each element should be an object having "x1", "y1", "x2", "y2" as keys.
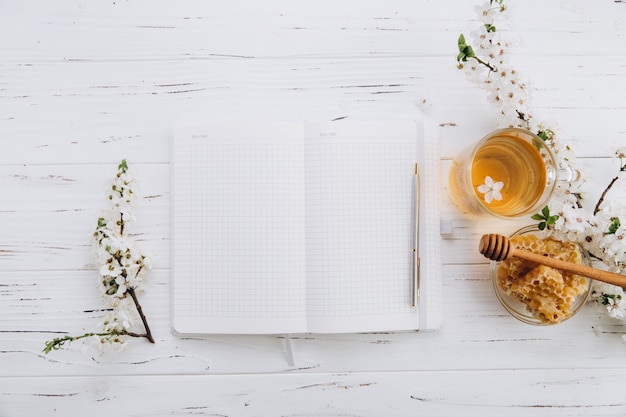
[{"x1": 448, "y1": 128, "x2": 576, "y2": 218}]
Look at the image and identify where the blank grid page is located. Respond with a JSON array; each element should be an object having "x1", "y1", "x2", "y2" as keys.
[
  {"x1": 171, "y1": 124, "x2": 308, "y2": 335},
  {"x1": 304, "y1": 122, "x2": 421, "y2": 333}
]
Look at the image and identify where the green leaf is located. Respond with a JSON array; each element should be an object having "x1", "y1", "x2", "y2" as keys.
[
  {"x1": 458, "y1": 33, "x2": 467, "y2": 48},
  {"x1": 536, "y1": 129, "x2": 554, "y2": 142},
  {"x1": 118, "y1": 159, "x2": 129, "y2": 173},
  {"x1": 607, "y1": 217, "x2": 621, "y2": 235},
  {"x1": 484, "y1": 23, "x2": 496, "y2": 33},
  {"x1": 532, "y1": 206, "x2": 558, "y2": 231},
  {"x1": 490, "y1": 0, "x2": 506, "y2": 10},
  {"x1": 457, "y1": 34, "x2": 475, "y2": 62}
]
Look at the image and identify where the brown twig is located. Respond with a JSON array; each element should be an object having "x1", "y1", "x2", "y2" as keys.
[
  {"x1": 474, "y1": 56, "x2": 498, "y2": 73},
  {"x1": 594, "y1": 175, "x2": 620, "y2": 215},
  {"x1": 119, "y1": 213, "x2": 125, "y2": 236},
  {"x1": 128, "y1": 287, "x2": 155, "y2": 343}
]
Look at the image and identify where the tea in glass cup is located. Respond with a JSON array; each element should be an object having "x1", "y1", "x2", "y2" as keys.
[{"x1": 449, "y1": 128, "x2": 564, "y2": 218}]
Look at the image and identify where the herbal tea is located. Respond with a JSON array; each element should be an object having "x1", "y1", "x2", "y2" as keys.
[{"x1": 471, "y1": 135, "x2": 546, "y2": 217}]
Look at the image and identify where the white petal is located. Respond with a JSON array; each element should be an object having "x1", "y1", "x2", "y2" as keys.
[
  {"x1": 477, "y1": 184, "x2": 491, "y2": 194},
  {"x1": 484, "y1": 191, "x2": 494, "y2": 204},
  {"x1": 116, "y1": 284, "x2": 127, "y2": 297}
]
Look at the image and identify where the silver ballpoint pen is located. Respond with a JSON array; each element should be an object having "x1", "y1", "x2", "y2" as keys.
[{"x1": 412, "y1": 162, "x2": 421, "y2": 307}]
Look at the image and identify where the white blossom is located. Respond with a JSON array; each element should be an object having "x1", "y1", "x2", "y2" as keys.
[
  {"x1": 94, "y1": 164, "x2": 151, "y2": 301},
  {"x1": 80, "y1": 332, "x2": 128, "y2": 356},
  {"x1": 477, "y1": 176, "x2": 504, "y2": 204},
  {"x1": 591, "y1": 282, "x2": 626, "y2": 319}
]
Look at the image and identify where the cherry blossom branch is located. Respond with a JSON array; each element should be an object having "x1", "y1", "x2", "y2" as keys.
[{"x1": 44, "y1": 160, "x2": 154, "y2": 354}]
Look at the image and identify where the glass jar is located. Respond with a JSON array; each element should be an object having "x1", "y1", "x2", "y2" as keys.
[{"x1": 490, "y1": 225, "x2": 592, "y2": 325}]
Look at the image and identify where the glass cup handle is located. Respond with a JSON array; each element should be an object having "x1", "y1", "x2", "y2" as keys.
[
  {"x1": 557, "y1": 167, "x2": 581, "y2": 183},
  {"x1": 547, "y1": 166, "x2": 581, "y2": 185}
]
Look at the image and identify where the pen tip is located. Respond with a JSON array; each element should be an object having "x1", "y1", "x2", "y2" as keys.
[{"x1": 414, "y1": 163, "x2": 419, "y2": 175}]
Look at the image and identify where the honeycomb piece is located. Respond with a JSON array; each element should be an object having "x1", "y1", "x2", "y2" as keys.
[
  {"x1": 496, "y1": 234, "x2": 589, "y2": 324},
  {"x1": 509, "y1": 264, "x2": 571, "y2": 323}
]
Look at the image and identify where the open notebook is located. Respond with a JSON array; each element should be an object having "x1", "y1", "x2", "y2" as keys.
[{"x1": 170, "y1": 120, "x2": 442, "y2": 335}]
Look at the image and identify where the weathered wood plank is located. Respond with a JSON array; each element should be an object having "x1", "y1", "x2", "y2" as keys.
[{"x1": 1, "y1": 369, "x2": 625, "y2": 417}]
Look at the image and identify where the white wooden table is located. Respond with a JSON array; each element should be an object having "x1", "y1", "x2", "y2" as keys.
[{"x1": 2, "y1": 1, "x2": 626, "y2": 415}]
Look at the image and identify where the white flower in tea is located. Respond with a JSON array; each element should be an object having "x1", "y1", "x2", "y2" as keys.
[{"x1": 477, "y1": 176, "x2": 504, "y2": 204}]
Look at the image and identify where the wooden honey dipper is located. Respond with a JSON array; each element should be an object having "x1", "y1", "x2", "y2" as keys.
[{"x1": 479, "y1": 233, "x2": 626, "y2": 288}]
